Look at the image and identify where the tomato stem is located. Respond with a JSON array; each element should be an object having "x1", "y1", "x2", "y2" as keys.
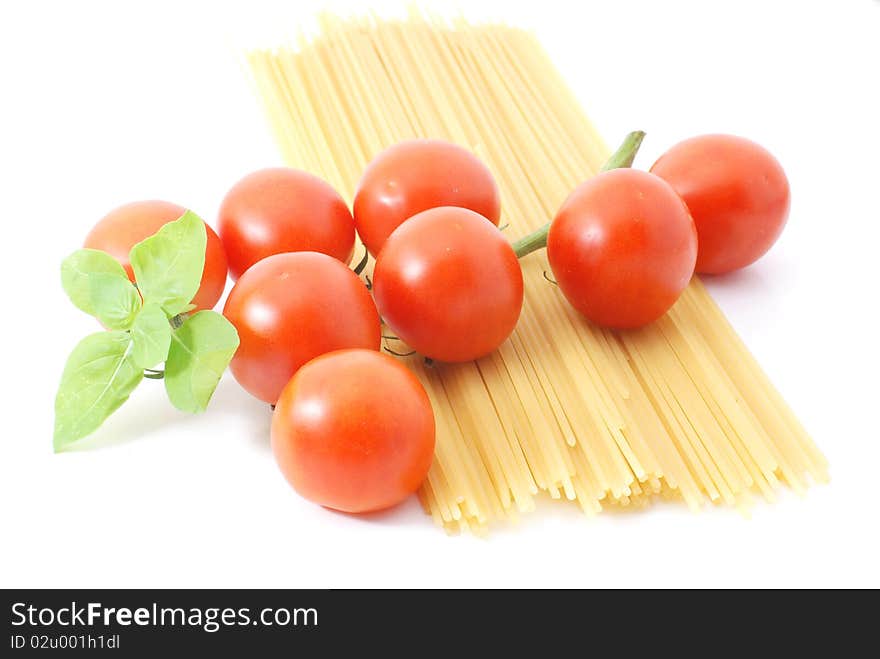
[
  {"x1": 144, "y1": 368, "x2": 164, "y2": 380},
  {"x1": 598, "y1": 130, "x2": 646, "y2": 172},
  {"x1": 384, "y1": 346, "x2": 416, "y2": 357},
  {"x1": 510, "y1": 221, "x2": 551, "y2": 259},
  {"x1": 511, "y1": 130, "x2": 646, "y2": 259},
  {"x1": 352, "y1": 245, "x2": 369, "y2": 276}
]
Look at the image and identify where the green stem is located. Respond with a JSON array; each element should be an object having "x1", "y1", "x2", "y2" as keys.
[
  {"x1": 144, "y1": 369, "x2": 164, "y2": 380},
  {"x1": 512, "y1": 130, "x2": 646, "y2": 259},
  {"x1": 170, "y1": 313, "x2": 188, "y2": 329},
  {"x1": 511, "y1": 221, "x2": 551, "y2": 259},
  {"x1": 598, "y1": 130, "x2": 645, "y2": 172}
]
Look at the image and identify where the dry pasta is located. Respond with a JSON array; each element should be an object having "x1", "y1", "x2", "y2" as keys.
[{"x1": 245, "y1": 11, "x2": 828, "y2": 533}]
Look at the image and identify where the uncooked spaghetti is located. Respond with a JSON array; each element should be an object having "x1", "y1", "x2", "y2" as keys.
[{"x1": 246, "y1": 11, "x2": 828, "y2": 533}]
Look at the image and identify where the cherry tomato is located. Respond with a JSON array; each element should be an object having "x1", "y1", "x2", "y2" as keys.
[
  {"x1": 84, "y1": 200, "x2": 228, "y2": 311},
  {"x1": 353, "y1": 139, "x2": 501, "y2": 256},
  {"x1": 650, "y1": 134, "x2": 790, "y2": 274},
  {"x1": 223, "y1": 252, "x2": 381, "y2": 404},
  {"x1": 547, "y1": 168, "x2": 697, "y2": 329},
  {"x1": 218, "y1": 168, "x2": 355, "y2": 280},
  {"x1": 272, "y1": 349, "x2": 435, "y2": 513},
  {"x1": 373, "y1": 206, "x2": 523, "y2": 362}
]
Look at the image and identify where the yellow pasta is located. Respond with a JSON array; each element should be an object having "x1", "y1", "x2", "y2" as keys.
[{"x1": 246, "y1": 12, "x2": 828, "y2": 533}]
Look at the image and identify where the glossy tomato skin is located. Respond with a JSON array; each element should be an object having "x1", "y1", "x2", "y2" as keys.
[
  {"x1": 272, "y1": 349, "x2": 435, "y2": 513},
  {"x1": 223, "y1": 252, "x2": 381, "y2": 404},
  {"x1": 547, "y1": 168, "x2": 698, "y2": 329},
  {"x1": 218, "y1": 168, "x2": 355, "y2": 280},
  {"x1": 373, "y1": 206, "x2": 523, "y2": 362},
  {"x1": 84, "y1": 200, "x2": 228, "y2": 311},
  {"x1": 353, "y1": 139, "x2": 501, "y2": 255},
  {"x1": 650, "y1": 134, "x2": 790, "y2": 274}
]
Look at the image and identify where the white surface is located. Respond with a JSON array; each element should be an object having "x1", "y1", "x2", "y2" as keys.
[{"x1": 1, "y1": 0, "x2": 879, "y2": 589}]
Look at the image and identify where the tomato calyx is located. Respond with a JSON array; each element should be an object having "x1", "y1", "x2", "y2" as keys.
[{"x1": 511, "y1": 130, "x2": 646, "y2": 259}]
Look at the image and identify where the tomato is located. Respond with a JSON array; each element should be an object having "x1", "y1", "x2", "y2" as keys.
[
  {"x1": 84, "y1": 200, "x2": 228, "y2": 311},
  {"x1": 373, "y1": 206, "x2": 523, "y2": 362},
  {"x1": 223, "y1": 252, "x2": 381, "y2": 404},
  {"x1": 650, "y1": 134, "x2": 790, "y2": 274},
  {"x1": 271, "y1": 349, "x2": 435, "y2": 513},
  {"x1": 218, "y1": 168, "x2": 355, "y2": 280},
  {"x1": 547, "y1": 168, "x2": 697, "y2": 329},
  {"x1": 353, "y1": 139, "x2": 501, "y2": 255}
]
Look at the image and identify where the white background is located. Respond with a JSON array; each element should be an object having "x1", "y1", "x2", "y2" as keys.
[{"x1": 1, "y1": 0, "x2": 878, "y2": 588}]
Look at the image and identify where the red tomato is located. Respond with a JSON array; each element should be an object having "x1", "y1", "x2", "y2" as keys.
[
  {"x1": 547, "y1": 168, "x2": 697, "y2": 329},
  {"x1": 353, "y1": 139, "x2": 501, "y2": 255},
  {"x1": 271, "y1": 349, "x2": 435, "y2": 513},
  {"x1": 223, "y1": 252, "x2": 381, "y2": 404},
  {"x1": 84, "y1": 200, "x2": 228, "y2": 311},
  {"x1": 373, "y1": 206, "x2": 522, "y2": 362},
  {"x1": 650, "y1": 134, "x2": 790, "y2": 274},
  {"x1": 218, "y1": 168, "x2": 355, "y2": 280}
]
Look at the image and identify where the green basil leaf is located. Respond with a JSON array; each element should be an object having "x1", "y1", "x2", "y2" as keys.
[
  {"x1": 164, "y1": 311, "x2": 240, "y2": 413},
  {"x1": 130, "y1": 302, "x2": 172, "y2": 369},
  {"x1": 128, "y1": 209, "x2": 207, "y2": 317},
  {"x1": 61, "y1": 249, "x2": 130, "y2": 317},
  {"x1": 53, "y1": 331, "x2": 143, "y2": 451},
  {"x1": 89, "y1": 273, "x2": 142, "y2": 329}
]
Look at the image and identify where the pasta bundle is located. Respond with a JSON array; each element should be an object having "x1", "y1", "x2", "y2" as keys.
[{"x1": 246, "y1": 12, "x2": 828, "y2": 533}]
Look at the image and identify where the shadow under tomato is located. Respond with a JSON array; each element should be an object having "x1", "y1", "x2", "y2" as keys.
[
  {"x1": 320, "y1": 495, "x2": 428, "y2": 528},
  {"x1": 699, "y1": 265, "x2": 769, "y2": 295}
]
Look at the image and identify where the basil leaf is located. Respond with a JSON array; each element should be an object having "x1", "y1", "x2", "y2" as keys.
[
  {"x1": 89, "y1": 273, "x2": 141, "y2": 329},
  {"x1": 129, "y1": 210, "x2": 207, "y2": 317},
  {"x1": 61, "y1": 249, "x2": 130, "y2": 317},
  {"x1": 130, "y1": 302, "x2": 172, "y2": 369},
  {"x1": 165, "y1": 311, "x2": 240, "y2": 413},
  {"x1": 53, "y1": 331, "x2": 143, "y2": 451}
]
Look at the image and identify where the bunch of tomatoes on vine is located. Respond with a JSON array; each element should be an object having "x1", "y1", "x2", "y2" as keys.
[{"x1": 55, "y1": 131, "x2": 790, "y2": 515}]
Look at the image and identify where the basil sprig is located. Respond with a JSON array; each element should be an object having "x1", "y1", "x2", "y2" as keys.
[{"x1": 54, "y1": 211, "x2": 239, "y2": 451}]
